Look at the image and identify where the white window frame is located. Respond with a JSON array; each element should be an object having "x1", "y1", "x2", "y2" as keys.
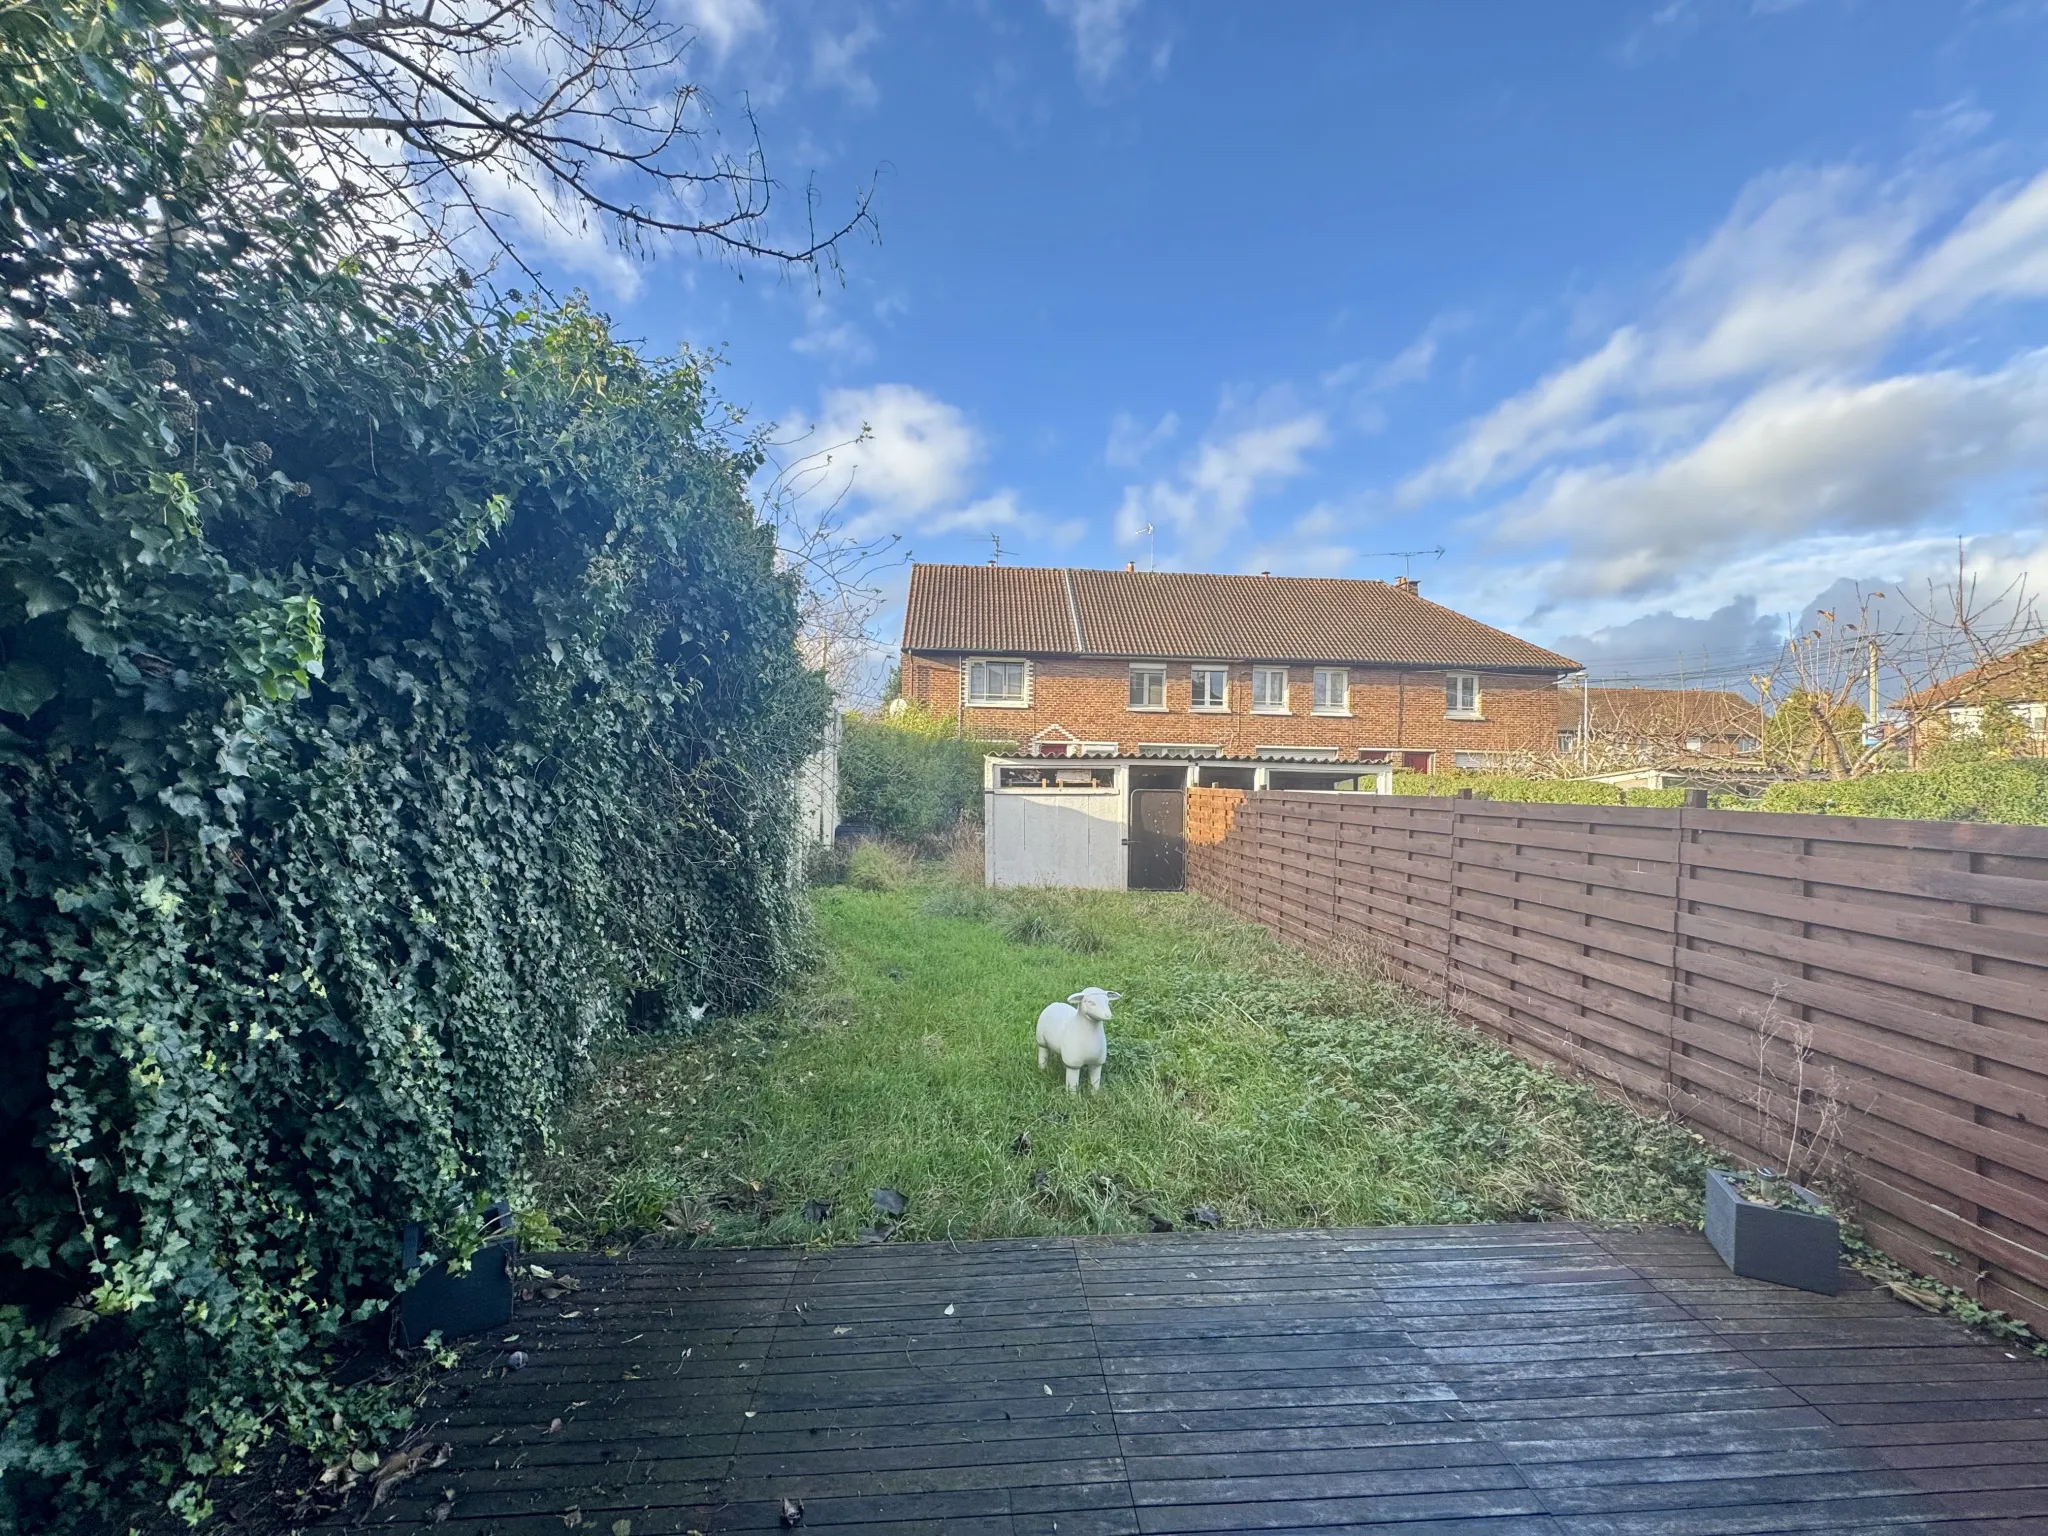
[
  {"x1": 1189, "y1": 665, "x2": 1230, "y2": 712},
  {"x1": 1445, "y1": 672, "x2": 1481, "y2": 719},
  {"x1": 965, "y1": 657, "x2": 1031, "y2": 708},
  {"x1": 1312, "y1": 668, "x2": 1350, "y2": 716},
  {"x1": 1251, "y1": 667, "x2": 1290, "y2": 714},
  {"x1": 1453, "y1": 749, "x2": 1505, "y2": 771},
  {"x1": 1128, "y1": 663, "x2": 1167, "y2": 712}
]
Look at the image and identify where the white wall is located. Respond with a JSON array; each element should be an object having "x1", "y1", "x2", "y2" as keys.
[{"x1": 984, "y1": 789, "x2": 1125, "y2": 888}]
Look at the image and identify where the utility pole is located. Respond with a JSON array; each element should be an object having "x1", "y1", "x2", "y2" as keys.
[{"x1": 1867, "y1": 636, "x2": 1880, "y2": 748}]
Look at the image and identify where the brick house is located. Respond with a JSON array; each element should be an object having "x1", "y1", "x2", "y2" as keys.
[
  {"x1": 1904, "y1": 637, "x2": 2048, "y2": 760},
  {"x1": 898, "y1": 563, "x2": 1579, "y2": 773}
]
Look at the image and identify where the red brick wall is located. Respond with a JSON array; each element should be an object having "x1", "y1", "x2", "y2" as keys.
[{"x1": 905, "y1": 655, "x2": 1560, "y2": 768}]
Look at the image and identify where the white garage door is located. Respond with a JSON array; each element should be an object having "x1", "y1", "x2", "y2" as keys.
[{"x1": 984, "y1": 790, "x2": 1124, "y2": 888}]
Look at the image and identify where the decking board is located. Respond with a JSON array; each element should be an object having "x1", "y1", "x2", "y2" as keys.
[{"x1": 324, "y1": 1223, "x2": 2048, "y2": 1534}]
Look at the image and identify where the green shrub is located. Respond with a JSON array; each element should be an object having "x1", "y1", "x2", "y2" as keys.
[
  {"x1": 1389, "y1": 773, "x2": 1694, "y2": 808},
  {"x1": 1760, "y1": 759, "x2": 2048, "y2": 823},
  {"x1": 846, "y1": 842, "x2": 914, "y2": 891},
  {"x1": 840, "y1": 712, "x2": 1009, "y2": 839},
  {"x1": 0, "y1": 10, "x2": 825, "y2": 1523}
]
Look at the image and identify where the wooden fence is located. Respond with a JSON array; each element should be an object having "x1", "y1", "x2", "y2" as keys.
[{"x1": 1186, "y1": 788, "x2": 2048, "y2": 1329}]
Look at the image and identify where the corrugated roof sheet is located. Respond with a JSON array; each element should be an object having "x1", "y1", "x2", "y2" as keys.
[{"x1": 901, "y1": 564, "x2": 1580, "y2": 671}]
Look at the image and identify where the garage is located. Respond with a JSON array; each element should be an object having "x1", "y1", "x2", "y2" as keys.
[{"x1": 982, "y1": 753, "x2": 1393, "y2": 891}]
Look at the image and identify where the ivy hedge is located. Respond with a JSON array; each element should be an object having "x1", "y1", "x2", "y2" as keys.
[{"x1": 0, "y1": 3, "x2": 825, "y2": 1525}]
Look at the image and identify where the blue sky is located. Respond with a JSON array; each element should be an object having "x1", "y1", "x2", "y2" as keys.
[{"x1": 538, "y1": 0, "x2": 2048, "y2": 687}]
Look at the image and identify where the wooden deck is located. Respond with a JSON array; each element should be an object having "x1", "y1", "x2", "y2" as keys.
[{"x1": 356, "y1": 1223, "x2": 2048, "y2": 1534}]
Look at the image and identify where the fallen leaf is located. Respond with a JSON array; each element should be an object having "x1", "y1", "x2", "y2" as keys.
[
  {"x1": 943, "y1": 1303, "x2": 956, "y2": 1316},
  {"x1": 1883, "y1": 1279, "x2": 1946, "y2": 1313},
  {"x1": 546, "y1": 1417, "x2": 563, "y2": 1433},
  {"x1": 370, "y1": 1442, "x2": 451, "y2": 1508},
  {"x1": 1148, "y1": 1213, "x2": 1173, "y2": 1232},
  {"x1": 562, "y1": 1508, "x2": 583, "y2": 1529},
  {"x1": 871, "y1": 1188, "x2": 907, "y2": 1219},
  {"x1": 855, "y1": 1225, "x2": 890, "y2": 1244},
  {"x1": 612, "y1": 1521, "x2": 633, "y2": 1536},
  {"x1": 1043, "y1": 1384, "x2": 1053, "y2": 1395},
  {"x1": 1010, "y1": 1132, "x2": 1032, "y2": 1156},
  {"x1": 833, "y1": 1325, "x2": 852, "y2": 1335},
  {"x1": 1185, "y1": 1205, "x2": 1222, "y2": 1229},
  {"x1": 780, "y1": 1495, "x2": 805, "y2": 1526},
  {"x1": 801, "y1": 1199, "x2": 831, "y2": 1224},
  {"x1": 1030, "y1": 1170, "x2": 1052, "y2": 1194}
]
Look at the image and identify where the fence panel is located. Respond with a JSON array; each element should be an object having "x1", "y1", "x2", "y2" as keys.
[{"x1": 1183, "y1": 788, "x2": 2048, "y2": 1332}]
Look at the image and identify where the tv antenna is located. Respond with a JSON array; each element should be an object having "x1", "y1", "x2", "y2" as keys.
[
  {"x1": 1359, "y1": 545, "x2": 1445, "y2": 577},
  {"x1": 1141, "y1": 522, "x2": 1156, "y2": 572},
  {"x1": 986, "y1": 533, "x2": 1006, "y2": 566}
]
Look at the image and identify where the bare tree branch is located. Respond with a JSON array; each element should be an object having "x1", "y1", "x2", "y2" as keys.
[{"x1": 147, "y1": 0, "x2": 877, "y2": 282}]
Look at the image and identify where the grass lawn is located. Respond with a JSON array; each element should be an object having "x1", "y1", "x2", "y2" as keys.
[{"x1": 532, "y1": 868, "x2": 1713, "y2": 1248}]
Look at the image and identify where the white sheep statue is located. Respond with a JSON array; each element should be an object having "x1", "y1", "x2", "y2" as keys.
[{"x1": 1036, "y1": 987, "x2": 1120, "y2": 1093}]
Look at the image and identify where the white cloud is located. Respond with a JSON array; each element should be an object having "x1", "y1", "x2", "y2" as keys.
[
  {"x1": 1104, "y1": 409, "x2": 1179, "y2": 468},
  {"x1": 811, "y1": 18, "x2": 879, "y2": 106},
  {"x1": 1401, "y1": 158, "x2": 2048, "y2": 606},
  {"x1": 1496, "y1": 359, "x2": 2048, "y2": 599},
  {"x1": 1115, "y1": 413, "x2": 1328, "y2": 560},
  {"x1": 677, "y1": 0, "x2": 770, "y2": 58},
  {"x1": 817, "y1": 383, "x2": 982, "y2": 522},
  {"x1": 1043, "y1": 0, "x2": 1143, "y2": 86}
]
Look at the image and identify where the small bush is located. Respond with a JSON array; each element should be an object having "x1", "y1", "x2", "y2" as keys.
[
  {"x1": 839, "y1": 711, "x2": 1010, "y2": 840},
  {"x1": 846, "y1": 842, "x2": 914, "y2": 891}
]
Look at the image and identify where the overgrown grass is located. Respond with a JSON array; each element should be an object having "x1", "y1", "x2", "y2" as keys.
[{"x1": 533, "y1": 877, "x2": 1713, "y2": 1248}]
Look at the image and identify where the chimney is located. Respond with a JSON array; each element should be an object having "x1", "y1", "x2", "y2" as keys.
[
  {"x1": 1124, "y1": 561, "x2": 1134, "y2": 572},
  {"x1": 1393, "y1": 575, "x2": 1419, "y2": 596}
]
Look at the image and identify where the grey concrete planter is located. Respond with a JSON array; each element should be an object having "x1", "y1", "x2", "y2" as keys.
[{"x1": 1704, "y1": 1169, "x2": 1839, "y2": 1294}]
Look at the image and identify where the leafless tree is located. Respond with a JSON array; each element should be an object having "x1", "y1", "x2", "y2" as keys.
[
  {"x1": 1768, "y1": 548, "x2": 2044, "y2": 779},
  {"x1": 152, "y1": 0, "x2": 875, "y2": 279},
  {"x1": 756, "y1": 424, "x2": 904, "y2": 706}
]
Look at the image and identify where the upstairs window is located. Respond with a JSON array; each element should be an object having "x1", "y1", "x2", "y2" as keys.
[
  {"x1": 1128, "y1": 665, "x2": 1166, "y2": 710},
  {"x1": 1445, "y1": 673, "x2": 1480, "y2": 718},
  {"x1": 967, "y1": 659, "x2": 1029, "y2": 707},
  {"x1": 1251, "y1": 667, "x2": 1289, "y2": 713},
  {"x1": 1312, "y1": 668, "x2": 1349, "y2": 715},
  {"x1": 1190, "y1": 666, "x2": 1229, "y2": 710}
]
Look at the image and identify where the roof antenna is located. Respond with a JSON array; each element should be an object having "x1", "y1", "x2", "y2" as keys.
[
  {"x1": 1141, "y1": 522, "x2": 1156, "y2": 572},
  {"x1": 1359, "y1": 545, "x2": 1446, "y2": 577},
  {"x1": 987, "y1": 533, "x2": 1005, "y2": 566}
]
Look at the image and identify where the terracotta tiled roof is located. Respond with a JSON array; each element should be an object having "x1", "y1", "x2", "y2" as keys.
[
  {"x1": 901, "y1": 564, "x2": 1579, "y2": 672},
  {"x1": 1906, "y1": 637, "x2": 2048, "y2": 708},
  {"x1": 1558, "y1": 687, "x2": 1758, "y2": 736}
]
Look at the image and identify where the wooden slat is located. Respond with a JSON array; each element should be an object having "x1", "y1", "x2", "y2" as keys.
[{"x1": 1192, "y1": 792, "x2": 2048, "y2": 1338}]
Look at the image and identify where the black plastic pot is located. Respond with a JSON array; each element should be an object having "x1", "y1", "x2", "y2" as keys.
[
  {"x1": 396, "y1": 1201, "x2": 518, "y2": 1347},
  {"x1": 1704, "y1": 1169, "x2": 1839, "y2": 1294}
]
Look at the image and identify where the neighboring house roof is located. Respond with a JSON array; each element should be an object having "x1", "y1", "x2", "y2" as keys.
[
  {"x1": 901, "y1": 564, "x2": 1580, "y2": 672},
  {"x1": 1906, "y1": 637, "x2": 2048, "y2": 710},
  {"x1": 1558, "y1": 687, "x2": 1758, "y2": 738}
]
